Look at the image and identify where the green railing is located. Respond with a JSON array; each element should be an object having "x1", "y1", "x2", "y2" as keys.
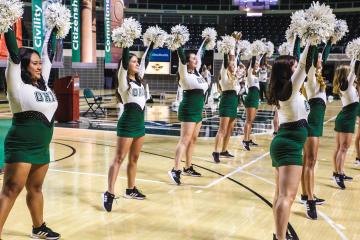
[{"x1": 128, "y1": 1, "x2": 360, "y2": 11}]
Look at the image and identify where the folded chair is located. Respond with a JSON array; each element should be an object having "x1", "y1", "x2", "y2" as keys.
[{"x1": 83, "y1": 88, "x2": 105, "y2": 118}]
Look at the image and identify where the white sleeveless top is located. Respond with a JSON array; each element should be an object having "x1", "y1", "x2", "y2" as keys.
[
  {"x1": 339, "y1": 59, "x2": 359, "y2": 107},
  {"x1": 117, "y1": 46, "x2": 151, "y2": 110},
  {"x1": 304, "y1": 65, "x2": 327, "y2": 103},
  {"x1": 178, "y1": 41, "x2": 209, "y2": 93},
  {"x1": 278, "y1": 44, "x2": 310, "y2": 124},
  {"x1": 5, "y1": 31, "x2": 58, "y2": 122}
]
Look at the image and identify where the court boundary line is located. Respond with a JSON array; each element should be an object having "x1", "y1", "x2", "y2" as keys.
[
  {"x1": 241, "y1": 171, "x2": 349, "y2": 240},
  {"x1": 51, "y1": 136, "x2": 301, "y2": 238},
  {"x1": 193, "y1": 152, "x2": 270, "y2": 189}
]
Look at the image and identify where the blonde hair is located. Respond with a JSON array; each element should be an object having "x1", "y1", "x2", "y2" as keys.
[
  {"x1": 333, "y1": 65, "x2": 350, "y2": 95},
  {"x1": 301, "y1": 83, "x2": 308, "y2": 99},
  {"x1": 316, "y1": 68, "x2": 327, "y2": 92}
]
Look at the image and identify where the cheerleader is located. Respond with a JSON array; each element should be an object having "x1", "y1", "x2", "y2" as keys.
[
  {"x1": 212, "y1": 52, "x2": 239, "y2": 163},
  {"x1": 0, "y1": 26, "x2": 60, "y2": 239},
  {"x1": 168, "y1": 40, "x2": 209, "y2": 185},
  {"x1": 353, "y1": 62, "x2": 360, "y2": 166},
  {"x1": 259, "y1": 56, "x2": 271, "y2": 102},
  {"x1": 268, "y1": 43, "x2": 310, "y2": 240},
  {"x1": 332, "y1": 60, "x2": 359, "y2": 189},
  {"x1": 102, "y1": 42, "x2": 154, "y2": 211},
  {"x1": 201, "y1": 65, "x2": 212, "y2": 105},
  {"x1": 300, "y1": 51, "x2": 327, "y2": 219},
  {"x1": 242, "y1": 57, "x2": 260, "y2": 151}
]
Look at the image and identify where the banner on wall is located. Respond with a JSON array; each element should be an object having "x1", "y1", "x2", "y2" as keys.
[
  {"x1": 0, "y1": 20, "x2": 23, "y2": 67},
  {"x1": 106, "y1": 0, "x2": 124, "y2": 69},
  {"x1": 145, "y1": 49, "x2": 170, "y2": 75},
  {"x1": 32, "y1": 0, "x2": 43, "y2": 54},
  {"x1": 71, "y1": 0, "x2": 81, "y2": 63},
  {"x1": 104, "y1": 0, "x2": 112, "y2": 64}
]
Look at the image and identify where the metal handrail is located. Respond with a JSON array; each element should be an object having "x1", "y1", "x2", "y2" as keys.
[{"x1": 128, "y1": 1, "x2": 358, "y2": 11}]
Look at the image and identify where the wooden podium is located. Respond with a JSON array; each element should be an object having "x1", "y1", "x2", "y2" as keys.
[{"x1": 53, "y1": 75, "x2": 80, "y2": 122}]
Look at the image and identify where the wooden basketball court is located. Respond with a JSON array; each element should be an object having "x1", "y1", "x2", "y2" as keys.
[{"x1": 0, "y1": 100, "x2": 359, "y2": 240}]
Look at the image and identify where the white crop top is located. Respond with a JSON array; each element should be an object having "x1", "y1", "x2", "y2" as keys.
[
  {"x1": 278, "y1": 44, "x2": 310, "y2": 124},
  {"x1": 247, "y1": 65, "x2": 260, "y2": 89},
  {"x1": 117, "y1": 46, "x2": 151, "y2": 110},
  {"x1": 178, "y1": 41, "x2": 209, "y2": 93},
  {"x1": 339, "y1": 59, "x2": 359, "y2": 107},
  {"x1": 5, "y1": 31, "x2": 58, "y2": 122},
  {"x1": 304, "y1": 65, "x2": 327, "y2": 103},
  {"x1": 219, "y1": 58, "x2": 239, "y2": 94}
]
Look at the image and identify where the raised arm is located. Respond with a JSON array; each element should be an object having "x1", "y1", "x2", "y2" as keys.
[
  {"x1": 139, "y1": 42, "x2": 154, "y2": 79},
  {"x1": 196, "y1": 40, "x2": 206, "y2": 72},
  {"x1": 117, "y1": 48, "x2": 130, "y2": 92},
  {"x1": 322, "y1": 42, "x2": 331, "y2": 65},
  {"x1": 348, "y1": 58, "x2": 356, "y2": 85},
  {"x1": 306, "y1": 65, "x2": 317, "y2": 90},
  {"x1": 41, "y1": 28, "x2": 58, "y2": 83},
  {"x1": 220, "y1": 53, "x2": 228, "y2": 80},
  {"x1": 4, "y1": 28, "x2": 22, "y2": 94},
  {"x1": 291, "y1": 43, "x2": 310, "y2": 94},
  {"x1": 177, "y1": 47, "x2": 187, "y2": 81},
  {"x1": 4, "y1": 29, "x2": 20, "y2": 64},
  {"x1": 247, "y1": 56, "x2": 256, "y2": 85}
]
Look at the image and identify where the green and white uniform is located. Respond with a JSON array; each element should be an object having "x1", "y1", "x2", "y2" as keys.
[
  {"x1": 219, "y1": 53, "x2": 239, "y2": 118},
  {"x1": 270, "y1": 44, "x2": 310, "y2": 167},
  {"x1": 334, "y1": 59, "x2": 359, "y2": 133},
  {"x1": 244, "y1": 57, "x2": 260, "y2": 109},
  {"x1": 304, "y1": 65, "x2": 327, "y2": 137},
  {"x1": 177, "y1": 41, "x2": 209, "y2": 123},
  {"x1": 117, "y1": 45, "x2": 152, "y2": 138},
  {"x1": 4, "y1": 29, "x2": 58, "y2": 164}
]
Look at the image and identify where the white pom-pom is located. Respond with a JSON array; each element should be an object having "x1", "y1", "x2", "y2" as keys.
[
  {"x1": 165, "y1": 24, "x2": 190, "y2": 51},
  {"x1": 217, "y1": 35, "x2": 236, "y2": 54},
  {"x1": 44, "y1": 3, "x2": 71, "y2": 39},
  {"x1": 112, "y1": 17, "x2": 142, "y2": 48},
  {"x1": 0, "y1": 0, "x2": 24, "y2": 34},
  {"x1": 202, "y1": 27, "x2": 217, "y2": 50},
  {"x1": 143, "y1": 25, "x2": 167, "y2": 49},
  {"x1": 285, "y1": 27, "x2": 295, "y2": 44},
  {"x1": 241, "y1": 48, "x2": 252, "y2": 61},
  {"x1": 278, "y1": 42, "x2": 292, "y2": 55},
  {"x1": 330, "y1": 19, "x2": 348, "y2": 45},
  {"x1": 265, "y1": 41, "x2": 274, "y2": 57},
  {"x1": 295, "y1": 2, "x2": 336, "y2": 45},
  {"x1": 237, "y1": 40, "x2": 251, "y2": 54},
  {"x1": 346, "y1": 38, "x2": 360, "y2": 61},
  {"x1": 287, "y1": 10, "x2": 306, "y2": 42},
  {"x1": 251, "y1": 40, "x2": 266, "y2": 56}
]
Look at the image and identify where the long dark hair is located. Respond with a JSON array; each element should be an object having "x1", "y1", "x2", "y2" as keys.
[
  {"x1": 267, "y1": 55, "x2": 297, "y2": 108},
  {"x1": 19, "y1": 48, "x2": 47, "y2": 91},
  {"x1": 115, "y1": 53, "x2": 145, "y2": 103},
  {"x1": 4, "y1": 48, "x2": 46, "y2": 94}
]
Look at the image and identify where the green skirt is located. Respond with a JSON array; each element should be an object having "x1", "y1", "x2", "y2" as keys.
[
  {"x1": 334, "y1": 102, "x2": 359, "y2": 133},
  {"x1": 357, "y1": 102, "x2": 360, "y2": 117},
  {"x1": 117, "y1": 103, "x2": 145, "y2": 138},
  {"x1": 307, "y1": 98, "x2": 326, "y2": 137},
  {"x1": 5, "y1": 118, "x2": 54, "y2": 164},
  {"x1": 178, "y1": 89, "x2": 205, "y2": 123},
  {"x1": 219, "y1": 90, "x2": 238, "y2": 118},
  {"x1": 0, "y1": 119, "x2": 12, "y2": 168},
  {"x1": 270, "y1": 124, "x2": 308, "y2": 167},
  {"x1": 244, "y1": 87, "x2": 260, "y2": 109}
]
